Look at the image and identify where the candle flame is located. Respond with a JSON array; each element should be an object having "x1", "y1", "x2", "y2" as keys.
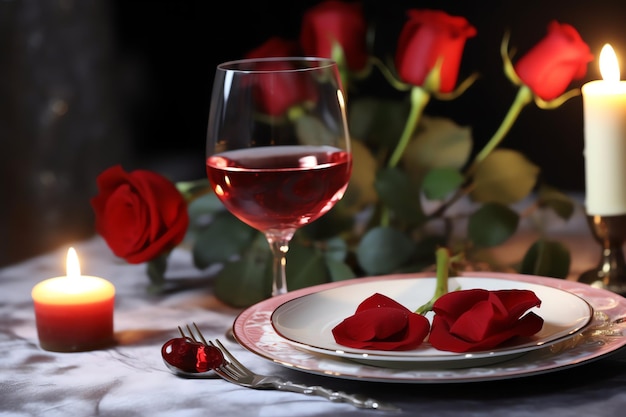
[
  {"x1": 66, "y1": 247, "x2": 81, "y2": 278},
  {"x1": 600, "y1": 44, "x2": 620, "y2": 82}
]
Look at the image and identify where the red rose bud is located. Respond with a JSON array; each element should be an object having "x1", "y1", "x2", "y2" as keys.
[
  {"x1": 332, "y1": 293, "x2": 430, "y2": 350},
  {"x1": 245, "y1": 36, "x2": 302, "y2": 59},
  {"x1": 395, "y1": 9, "x2": 476, "y2": 93},
  {"x1": 91, "y1": 165, "x2": 189, "y2": 264},
  {"x1": 429, "y1": 289, "x2": 544, "y2": 353},
  {"x1": 300, "y1": 0, "x2": 369, "y2": 72},
  {"x1": 514, "y1": 21, "x2": 593, "y2": 101}
]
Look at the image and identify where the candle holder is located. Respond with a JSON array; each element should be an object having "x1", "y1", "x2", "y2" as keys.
[{"x1": 579, "y1": 214, "x2": 626, "y2": 295}]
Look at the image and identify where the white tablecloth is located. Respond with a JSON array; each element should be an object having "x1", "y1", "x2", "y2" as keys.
[{"x1": 2, "y1": 209, "x2": 626, "y2": 416}]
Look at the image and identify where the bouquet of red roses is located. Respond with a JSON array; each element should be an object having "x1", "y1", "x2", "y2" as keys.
[{"x1": 92, "y1": 1, "x2": 593, "y2": 307}]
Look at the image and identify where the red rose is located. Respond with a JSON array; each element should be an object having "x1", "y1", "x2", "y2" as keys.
[
  {"x1": 332, "y1": 293, "x2": 430, "y2": 350},
  {"x1": 245, "y1": 58, "x2": 320, "y2": 117},
  {"x1": 300, "y1": 0, "x2": 369, "y2": 72},
  {"x1": 429, "y1": 289, "x2": 544, "y2": 353},
  {"x1": 91, "y1": 165, "x2": 189, "y2": 264},
  {"x1": 514, "y1": 21, "x2": 593, "y2": 101},
  {"x1": 245, "y1": 36, "x2": 302, "y2": 59},
  {"x1": 244, "y1": 38, "x2": 316, "y2": 116},
  {"x1": 395, "y1": 9, "x2": 476, "y2": 93}
]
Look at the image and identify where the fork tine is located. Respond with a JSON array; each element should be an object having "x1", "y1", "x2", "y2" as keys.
[
  {"x1": 185, "y1": 324, "x2": 201, "y2": 343},
  {"x1": 213, "y1": 339, "x2": 254, "y2": 374},
  {"x1": 192, "y1": 322, "x2": 209, "y2": 345}
]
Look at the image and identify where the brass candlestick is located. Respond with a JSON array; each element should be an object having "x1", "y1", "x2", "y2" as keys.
[{"x1": 579, "y1": 214, "x2": 626, "y2": 295}]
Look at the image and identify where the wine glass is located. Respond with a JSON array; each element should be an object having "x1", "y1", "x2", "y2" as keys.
[{"x1": 205, "y1": 57, "x2": 352, "y2": 297}]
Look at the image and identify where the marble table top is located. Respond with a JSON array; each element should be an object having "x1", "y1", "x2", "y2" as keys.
[{"x1": 2, "y1": 210, "x2": 626, "y2": 416}]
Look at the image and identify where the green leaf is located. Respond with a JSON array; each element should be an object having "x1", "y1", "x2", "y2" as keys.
[
  {"x1": 356, "y1": 226, "x2": 415, "y2": 275},
  {"x1": 471, "y1": 149, "x2": 540, "y2": 205},
  {"x1": 214, "y1": 259, "x2": 272, "y2": 308},
  {"x1": 468, "y1": 203, "x2": 519, "y2": 247},
  {"x1": 422, "y1": 167, "x2": 465, "y2": 200},
  {"x1": 321, "y1": 236, "x2": 349, "y2": 262},
  {"x1": 187, "y1": 191, "x2": 225, "y2": 218},
  {"x1": 294, "y1": 114, "x2": 335, "y2": 146},
  {"x1": 285, "y1": 241, "x2": 329, "y2": 290},
  {"x1": 299, "y1": 204, "x2": 355, "y2": 240},
  {"x1": 520, "y1": 239, "x2": 571, "y2": 278},
  {"x1": 192, "y1": 211, "x2": 256, "y2": 268},
  {"x1": 403, "y1": 116, "x2": 472, "y2": 184},
  {"x1": 348, "y1": 98, "x2": 409, "y2": 149},
  {"x1": 375, "y1": 167, "x2": 424, "y2": 223},
  {"x1": 325, "y1": 258, "x2": 356, "y2": 281},
  {"x1": 537, "y1": 184, "x2": 575, "y2": 220},
  {"x1": 340, "y1": 139, "x2": 379, "y2": 213},
  {"x1": 214, "y1": 232, "x2": 273, "y2": 307}
]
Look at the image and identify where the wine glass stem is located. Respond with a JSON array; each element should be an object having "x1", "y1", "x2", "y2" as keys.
[{"x1": 267, "y1": 235, "x2": 291, "y2": 297}]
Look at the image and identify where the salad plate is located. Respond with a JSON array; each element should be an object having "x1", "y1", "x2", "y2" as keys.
[
  {"x1": 232, "y1": 272, "x2": 626, "y2": 383},
  {"x1": 270, "y1": 276, "x2": 593, "y2": 368}
]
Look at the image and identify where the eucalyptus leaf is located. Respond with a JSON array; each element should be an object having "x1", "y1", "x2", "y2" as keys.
[
  {"x1": 299, "y1": 203, "x2": 355, "y2": 240},
  {"x1": 403, "y1": 116, "x2": 472, "y2": 184},
  {"x1": 468, "y1": 203, "x2": 519, "y2": 247},
  {"x1": 340, "y1": 139, "x2": 379, "y2": 213},
  {"x1": 294, "y1": 114, "x2": 335, "y2": 146},
  {"x1": 520, "y1": 239, "x2": 570, "y2": 278},
  {"x1": 375, "y1": 167, "x2": 424, "y2": 223},
  {"x1": 188, "y1": 191, "x2": 225, "y2": 218},
  {"x1": 192, "y1": 211, "x2": 256, "y2": 268},
  {"x1": 213, "y1": 259, "x2": 272, "y2": 308},
  {"x1": 285, "y1": 242, "x2": 329, "y2": 290},
  {"x1": 214, "y1": 232, "x2": 273, "y2": 307},
  {"x1": 537, "y1": 184, "x2": 575, "y2": 220},
  {"x1": 471, "y1": 149, "x2": 539, "y2": 204},
  {"x1": 322, "y1": 236, "x2": 349, "y2": 262},
  {"x1": 422, "y1": 167, "x2": 465, "y2": 200},
  {"x1": 348, "y1": 97, "x2": 409, "y2": 149},
  {"x1": 356, "y1": 226, "x2": 415, "y2": 275},
  {"x1": 325, "y1": 258, "x2": 356, "y2": 282}
]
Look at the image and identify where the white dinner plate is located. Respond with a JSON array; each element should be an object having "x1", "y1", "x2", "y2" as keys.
[
  {"x1": 232, "y1": 272, "x2": 626, "y2": 383},
  {"x1": 270, "y1": 276, "x2": 593, "y2": 368}
]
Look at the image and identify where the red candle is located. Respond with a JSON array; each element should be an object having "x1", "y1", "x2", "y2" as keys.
[{"x1": 31, "y1": 247, "x2": 115, "y2": 352}]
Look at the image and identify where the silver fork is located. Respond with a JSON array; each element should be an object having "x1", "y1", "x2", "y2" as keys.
[{"x1": 181, "y1": 323, "x2": 401, "y2": 412}]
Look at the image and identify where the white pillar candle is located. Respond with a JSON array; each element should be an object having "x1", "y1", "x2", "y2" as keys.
[{"x1": 582, "y1": 44, "x2": 626, "y2": 216}]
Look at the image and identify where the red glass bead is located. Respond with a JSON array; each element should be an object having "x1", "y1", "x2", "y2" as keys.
[{"x1": 161, "y1": 337, "x2": 224, "y2": 373}]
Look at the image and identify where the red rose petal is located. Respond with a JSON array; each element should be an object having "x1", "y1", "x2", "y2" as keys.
[
  {"x1": 430, "y1": 289, "x2": 544, "y2": 352},
  {"x1": 332, "y1": 293, "x2": 430, "y2": 350}
]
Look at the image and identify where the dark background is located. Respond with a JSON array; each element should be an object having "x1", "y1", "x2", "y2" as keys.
[
  {"x1": 2, "y1": 0, "x2": 625, "y2": 265},
  {"x1": 109, "y1": 0, "x2": 626, "y2": 187}
]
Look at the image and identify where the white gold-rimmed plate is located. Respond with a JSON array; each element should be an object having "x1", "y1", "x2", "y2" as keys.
[
  {"x1": 232, "y1": 272, "x2": 626, "y2": 383},
  {"x1": 270, "y1": 276, "x2": 593, "y2": 368}
]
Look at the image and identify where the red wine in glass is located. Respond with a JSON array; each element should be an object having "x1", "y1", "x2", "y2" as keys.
[{"x1": 206, "y1": 146, "x2": 351, "y2": 232}]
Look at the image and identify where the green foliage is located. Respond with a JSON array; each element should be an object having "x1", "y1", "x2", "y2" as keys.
[
  {"x1": 520, "y1": 239, "x2": 571, "y2": 278},
  {"x1": 179, "y1": 54, "x2": 577, "y2": 309},
  {"x1": 422, "y1": 167, "x2": 465, "y2": 200},
  {"x1": 192, "y1": 211, "x2": 256, "y2": 269},
  {"x1": 375, "y1": 167, "x2": 425, "y2": 224},
  {"x1": 471, "y1": 149, "x2": 540, "y2": 204},
  {"x1": 468, "y1": 203, "x2": 520, "y2": 247},
  {"x1": 356, "y1": 226, "x2": 415, "y2": 275}
]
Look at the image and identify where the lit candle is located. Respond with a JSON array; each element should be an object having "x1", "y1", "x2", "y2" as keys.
[
  {"x1": 582, "y1": 44, "x2": 626, "y2": 216},
  {"x1": 32, "y1": 247, "x2": 115, "y2": 352}
]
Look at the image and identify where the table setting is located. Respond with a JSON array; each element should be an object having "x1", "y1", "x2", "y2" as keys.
[
  {"x1": 2, "y1": 229, "x2": 626, "y2": 416},
  {"x1": 5, "y1": 2, "x2": 626, "y2": 416}
]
